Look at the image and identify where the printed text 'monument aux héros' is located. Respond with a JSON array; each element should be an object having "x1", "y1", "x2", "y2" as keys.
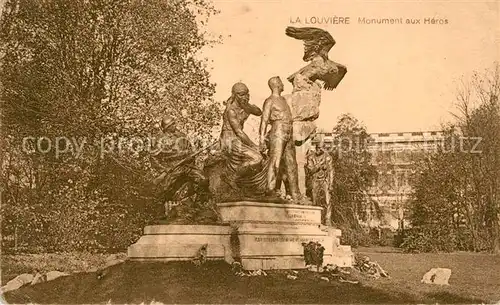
[{"x1": 358, "y1": 17, "x2": 403, "y2": 24}]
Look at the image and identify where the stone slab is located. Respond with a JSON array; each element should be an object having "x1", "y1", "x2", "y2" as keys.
[
  {"x1": 217, "y1": 201, "x2": 322, "y2": 225},
  {"x1": 128, "y1": 243, "x2": 227, "y2": 261},
  {"x1": 144, "y1": 224, "x2": 232, "y2": 235},
  {"x1": 128, "y1": 225, "x2": 233, "y2": 263}
]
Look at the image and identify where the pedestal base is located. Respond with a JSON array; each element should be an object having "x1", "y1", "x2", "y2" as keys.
[{"x1": 127, "y1": 202, "x2": 353, "y2": 270}]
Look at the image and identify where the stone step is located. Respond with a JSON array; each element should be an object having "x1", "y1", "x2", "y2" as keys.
[
  {"x1": 128, "y1": 243, "x2": 228, "y2": 261},
  {"x1": 143, "y1": 224, "x2": 232, "y2": 235}
]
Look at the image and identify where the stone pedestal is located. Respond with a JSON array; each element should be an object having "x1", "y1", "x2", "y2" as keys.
[
  {"x1": 127, "y1": 202, "x2": 353, "y2": 270},
  {"x1": 217, "y1": 201, "x2": 353, "y2": 270}
]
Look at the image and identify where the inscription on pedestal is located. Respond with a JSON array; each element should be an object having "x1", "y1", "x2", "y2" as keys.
[
  {"x1": 253, "y1": 236, "x2": 325, "y2": 243},
  {"x1": 285, "y1": 209, "x2": 316, "y2": 222}
]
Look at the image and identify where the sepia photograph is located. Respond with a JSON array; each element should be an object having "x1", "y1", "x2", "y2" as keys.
[{"x1": 0, "y1": 0, "x2": 499, "y2": 303}]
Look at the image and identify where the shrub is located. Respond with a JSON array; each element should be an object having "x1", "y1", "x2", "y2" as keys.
[
  {"x1": 339, "y1": 226, "x2": 373, "y2": 248},
  {"x1": 400, "y1": 226, "x2": 457, "y2": 253}
]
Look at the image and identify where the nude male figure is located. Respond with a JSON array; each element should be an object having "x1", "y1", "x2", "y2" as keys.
[{"x1": 259, "y1": 76, "x2": 300, "y2": 199}]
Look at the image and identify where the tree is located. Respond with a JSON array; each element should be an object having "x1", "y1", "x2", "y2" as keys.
[
  {"x1": 0, "y1": 0, "x2": 221, "y2": 252},
  {"x1": 328, "y1": 114, "x2": 378, "y2": 245},
  {"x1": 405, "y1": 64, "x2": 500, "y2": 253}
]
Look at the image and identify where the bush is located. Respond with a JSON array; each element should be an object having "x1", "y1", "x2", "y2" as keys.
[
  {"x1": 370, "y1": 227, "x2": 396, "y2": 247},
  {"x1": 400, "y1": 226, "x2": 457, "y2": 253},
  {"x1": 339, "y1": 226, "x2": 373, "y2": 248}
]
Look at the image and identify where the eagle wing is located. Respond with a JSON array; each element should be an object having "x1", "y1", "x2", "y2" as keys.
[
  {"x1": 285, "y1": 26, "x2": 336, "y2": 62},
  {"x1": 321, "y1": 62, "x2": 347, "y2": 91}
]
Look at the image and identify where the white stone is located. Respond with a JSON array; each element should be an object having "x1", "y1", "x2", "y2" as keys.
[
  {"x1": 1, "y1": 273, "x2": 34, "y2": 293},
  {"x1": 45, "y1": 271, "x2": 69, "y2": 281},
  {"x1": 421, "y1": 268, "x2": 452, "y2": 285}
]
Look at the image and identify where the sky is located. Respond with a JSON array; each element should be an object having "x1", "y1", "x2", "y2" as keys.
[{"x1": 200, "y1": 0, "x2": 500, "y2": 134}]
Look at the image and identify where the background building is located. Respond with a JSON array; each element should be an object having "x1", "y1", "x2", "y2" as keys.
[{"x1": 303, "y1": 131, "x2": 444, "y2": 230}]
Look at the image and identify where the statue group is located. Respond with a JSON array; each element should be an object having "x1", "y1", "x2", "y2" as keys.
[{"x1": 152, "y1": 27, "x2": 346, "y2": 225}]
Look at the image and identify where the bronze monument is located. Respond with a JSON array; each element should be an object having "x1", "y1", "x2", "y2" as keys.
[
  {"x1": 305, "y1": 141, "x2": 334, "y2": 225},
  {"x1": 259, "y1": 76, "x2": 300, "y2": 200},
  {"x1": 285, "y1": 26, "x2": 347, "y2": 91},
  {"x1": 154, "y1": 26, "x2": 347, "y2": 218}
]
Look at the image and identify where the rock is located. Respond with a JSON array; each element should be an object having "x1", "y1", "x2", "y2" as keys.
[
  {"x1": 421, "y1": 268, "x2": 452, "y2": 285},
  {"x1": 285, "y1": 89, "x2": 321, "y2": 121},
  {"x1": 30, "y1": 270, "x2": 69, "y2": 285},
  {"x1": 31, "y1": 272, "x2": 46, "y2": 285},
  {"x1": 293, "y1": 121, "x2": 317, "y2": 144},
  {"x1": 372, "y1": 262, "x2": 389, "y2": 278},
  {"x1": 287, "y1": 275, "x2": 298, "y2": 280},
  {"x1": 1, "y1": 273, "x2": 34, "y2": 293},
  {"x1": 291, "y1": 73, "x2": 322, "y2": 93},
  {"x1": 45, "y1": 271, "x2": 69, "y2": 281},
  {"x1": 339, "y1": 278, "x2": 359, "y2": 284},
  {"x1": 320, "y1": 276, "x2": 330, "y2": 282}
]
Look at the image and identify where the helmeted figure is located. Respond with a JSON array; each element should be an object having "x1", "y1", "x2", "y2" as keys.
[
  {"x1": 304, "y1": 148, "x2": 315, "y2": 199},
  {"x1": 306, "y1": 141, "x2": 333, "y2": 225},
  {"x1": 151, "y1": 115, "x2": 207, "y2": 215},
  {"x1": 204, "y1": 82, "x2": 268, "y2": 200}
]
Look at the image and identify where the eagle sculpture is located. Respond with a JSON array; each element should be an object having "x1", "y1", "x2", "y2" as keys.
[{"x1": 285, "y1": 26, "x2": 347, "y2": 90}]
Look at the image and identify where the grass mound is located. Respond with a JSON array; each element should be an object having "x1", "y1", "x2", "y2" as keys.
[
  {"x1": 2, "y1": 260, "x2": 406, "y2": 304},
  {"x1": 3, "y1": 259, "x2": 487, "y2": 304}
]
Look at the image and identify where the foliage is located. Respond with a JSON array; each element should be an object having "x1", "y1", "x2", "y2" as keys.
[
  {"x1": 404, "y1": 64, "x2": 500, "y2": 253},
  {"x1": 328, "y1": 114, "x2": 378, "y2": 230},
  {"x1": 0, "y1": 0, "x2": 221, "y2": 252},
  {"x1": 400, "y1": 226, "x2": 460, "y2": 253},
  {"x1": 338, "y1": 225, "x2": 373, "y2": 248}
]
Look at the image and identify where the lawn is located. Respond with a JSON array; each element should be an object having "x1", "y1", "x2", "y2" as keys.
[
  {"x1": 357, "y1": 247, "x2": 500, "y2": 303},
  {"x1": 1, "y1": 248, "x2": 499, "y2": 304}
]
